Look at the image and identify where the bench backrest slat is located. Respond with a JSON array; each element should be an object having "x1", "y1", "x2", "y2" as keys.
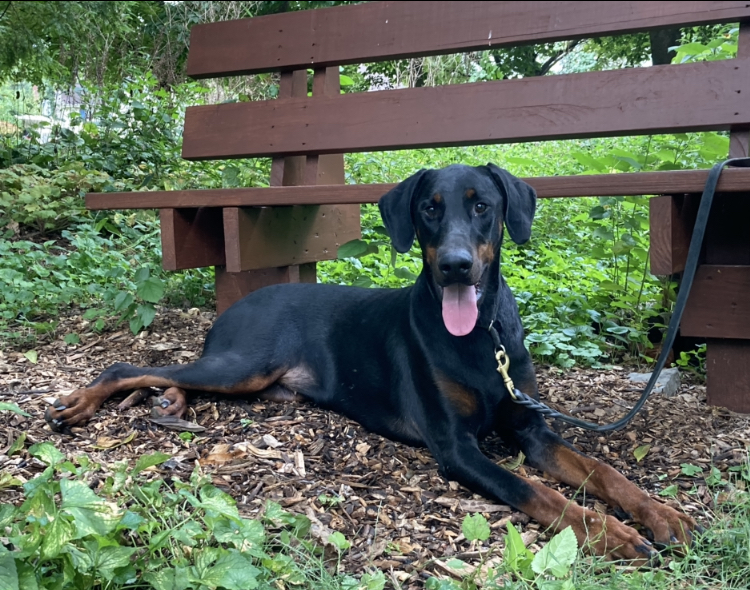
[
  {"x1": 183, "y1": 59, "x2": 750, "y2": 160},
  {"x1": 187, "y1": 1, "x2": 750, "y2": 77}
]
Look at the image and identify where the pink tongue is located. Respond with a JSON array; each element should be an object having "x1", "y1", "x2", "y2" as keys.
[{"x1": 442, "y1": 284, "x2": 478, "y2": 336}]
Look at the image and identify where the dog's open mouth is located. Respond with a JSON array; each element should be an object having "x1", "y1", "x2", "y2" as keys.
[{"x1": 441, "y1": 282, "x2": 481, "y2": 337}]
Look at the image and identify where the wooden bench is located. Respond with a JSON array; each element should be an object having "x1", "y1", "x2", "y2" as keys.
[{"x1": 87, "y1": 1, "x2": 750, "y2": 412}]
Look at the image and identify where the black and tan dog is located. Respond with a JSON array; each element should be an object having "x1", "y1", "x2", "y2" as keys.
[{"x1": 46, "y1": 164, "x2": 696, "y2": 560}]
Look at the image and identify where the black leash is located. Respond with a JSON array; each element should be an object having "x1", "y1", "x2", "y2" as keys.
[{"x1": 490, "y1": 157, "x2": 750, "y2": 432}]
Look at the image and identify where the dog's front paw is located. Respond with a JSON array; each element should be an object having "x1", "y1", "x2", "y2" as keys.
[
  {"x1": 577, "y1": 510, "x2": 657, "y2": 563},
  {"x1": 634, "y1": 499, "x2": 699, "y2": 549},
  {"x1": 44, "y1": 389, "x2": 99, "y2": 433}
]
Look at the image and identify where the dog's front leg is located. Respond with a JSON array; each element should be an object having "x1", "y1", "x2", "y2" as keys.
[
  {"x1": 427, "y1": 433, "x2": 656, "y2": 562},
  {"x1": 507, "y1": 408, "x2": 698, "y2": 549}
]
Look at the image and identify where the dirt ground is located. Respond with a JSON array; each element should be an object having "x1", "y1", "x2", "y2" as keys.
[{"x1": 2, "y1": 307, "x2": 749, "y2": 585}]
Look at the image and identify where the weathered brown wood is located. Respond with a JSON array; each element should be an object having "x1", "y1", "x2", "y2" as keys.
[
  {"x1": 706, "y1": 339, "x2": 750, "y2": 413},
  {"x1": 87, "y1": 168, "x2": 750, "y2": 210},
  {"x1": 222, "y1": 67, "x2": 360, "y2": 273},
  {"x1": 215, "y1": 264, "x2": 316, "y2": 315},
  {"x1": 223, "y1": 204, "x2": 360, "y2": 272},
  {"x1": 182, "y1": 60, "x2": 750, "y2": 160},
  {"x1": 159, "y1": 208, "x2": 225, "y2": 271},
  {"x1": 698, "y1": 21, "x2": 750, "y2": 412},
  {"x1": 682, "y1": 266, "x2": 750, "y2": 340},
  {"x1": 215, "y1": 67, "x2": 359, "y2": 310},
  {"x1": 186, "y1": 1, "x2": 750, "y2": 77},
  {"x1": 649, "y1": 195, "x2": 700, "y2": 276}
]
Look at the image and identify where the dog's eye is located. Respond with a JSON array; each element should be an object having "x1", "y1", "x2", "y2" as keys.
[
  {"x1": 474, "y1": 202, "x2": 488, "y2": 214},
  {"x1": 424, "y1": 205, "x2": 437, "y2": 218}
]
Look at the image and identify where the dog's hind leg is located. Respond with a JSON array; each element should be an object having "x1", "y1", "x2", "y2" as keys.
[{"x1": 45, "y1": 354, "x2": 289, "y2": 432}]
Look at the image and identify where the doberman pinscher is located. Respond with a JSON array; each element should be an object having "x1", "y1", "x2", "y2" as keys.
[{"x1": 45, "y1": 164, "x2": 696, "y2": 560}]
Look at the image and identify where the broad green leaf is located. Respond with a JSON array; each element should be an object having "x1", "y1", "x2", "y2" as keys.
[
  {"x1": 40, "y1": 516, "x2": 75, "y2": 560},
  {"x1": 659, "y1": 485, "x2": 679, "y2": 498},
  {"x1": 64, "y1": 333, "x2": 81, "y2": 345},
  {"x1": 132, "y1": 451, "x2": 171, "y2": 475},
  {"x1": 0, "y1": 551, "x2": 19, "y2": 590},
  {"x1": 29, "y1": 442, "x2": 65, "y2": 465},
  {"x1": 113, "y1": 291, "x2": 134, "y2": 312},
  {"x1": 23, "y1": 350, "x2": 38, "y2": 364},
  {"x1": 60, "y1": 479, "x2": 121, "y2": 538},
  {"x1": 0, "y1": 472, "x2": 22, "y2": 490},
  {"x1": 504, "y1": 524, "x2": 533, "y2": 576},
  {"x1": 706, "y1": 466, "x2": 724, "y2": 487},
  {"x1": 199, "y1": 485, "x2": 239, "y2": 520},
  {"x1": 680, "y1": 463, "x2": 702, "y2": 477},
  {"x1": 0, "y1": 403, "x2": 29, "y2": 418},
  {"x1": 93, "y1": 545, "x2": 137, "y2": 581},
  {"x1": 338, "y1": 239, "x2": 370, "y2": 258},
  {"x1": 329, "y1": 531, "x2": 351, "y2": 551},
  {"x1": 134, "y1": 267, "x2": 150, "y2": 282},
  {"x1": 129, "y1": 316, "x2": 144, "y2": 335},
  {"x1": 222, "y1": 166, "x2": 240, "y2": 188},
  {"x1": 339, "y1": 74, "x2": 355, "y2": 86},
  {"x1": 445, "y1": 559, "x2": 467, "y2": 569},
  {"x1": 633, "y1": 444, "x2": 650, "y2": 462},
  {"x1": 214, "y1": 551, "x2": 261, "y2": 590},
  {"x1": 531, "y1": 526, "x2": 578, "y2": 577},
  {"x1": 143, "y1": 569, "x2": 177, "y2": 590},
  {"x1": 136, "y1": 277, "x2": 164, "y2": 303},
  {"x1": 16, "y1": 562, "x2": 38, "y2": 590},
  {"x1": 462, "y1": 513, "x2": 490, "y2": 542},
  {"x1": 213, "y1": 517, "x2": 265, "y2": 552},
  {"x1": 137, "y1": 303, "x2": 156, "y2": 329},
  {"x1": 394, "y1": 267, "x2": 418, "y2": 280}
]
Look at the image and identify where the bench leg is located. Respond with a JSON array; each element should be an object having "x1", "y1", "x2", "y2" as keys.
[{"x1": 214, "y1": 264, "x2": 316, "y2": 315}]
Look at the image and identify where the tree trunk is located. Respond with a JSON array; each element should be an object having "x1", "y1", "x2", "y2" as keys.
[{"x1": 649, "y1": 28, "x2": 680, "y2": 65}]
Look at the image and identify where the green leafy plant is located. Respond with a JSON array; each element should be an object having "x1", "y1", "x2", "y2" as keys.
[{"x1": 0, "y1": 445, "x2": 381, "y2": 590}]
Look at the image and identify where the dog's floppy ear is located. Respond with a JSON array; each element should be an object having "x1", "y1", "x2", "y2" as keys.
[
  {"x1": 484, "y1": 163, "x2": 537, "y2": 244},
  {"x1": 378, "y1": 169, "x2": 428, "y2": 253}
]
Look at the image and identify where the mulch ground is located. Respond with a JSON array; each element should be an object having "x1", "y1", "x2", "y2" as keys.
[{"x1": 2, "y1": 307, "x2": 749, "y2": 587}]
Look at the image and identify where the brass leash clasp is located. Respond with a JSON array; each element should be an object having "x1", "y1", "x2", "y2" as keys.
[{"x1": 494, "y1": 345, "x2": 518, "y2": 400}]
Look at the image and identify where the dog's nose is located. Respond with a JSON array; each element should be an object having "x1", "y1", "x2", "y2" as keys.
[{"x1": 438, "y1": 250, "x2": 473, "y2": 282}]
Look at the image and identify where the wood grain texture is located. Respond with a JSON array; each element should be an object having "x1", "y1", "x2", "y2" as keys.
[
  {"x1": 223, "y1": 204, "x2": 361, "y2": 272},
  {"x1": 700, "y1": 22, "x2": 750, "y2": 412},
  {"x1": 649, "y1": 195, "x2": 699, "y2": 276},
  {"x1": 182, "y1": 60, "x2": 750, "y2": 159},
  {"x1": 186, "y1": 1, "x2": 750, "y2": 77},
  {"x1": 159, "y1": 208, "x2": 225, "y2": 271},
  {"x1": 87, "y1": 168, "x2": 750, "y2": 210},
  {"x1": 682, "y1": 266, "x2": 750, "y2": 340},
  {"x1": 706, "y1": 339, "x2": 750, "y2": 413}
]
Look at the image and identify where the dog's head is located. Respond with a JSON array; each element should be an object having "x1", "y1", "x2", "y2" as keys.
[{"x1": 378, "y1": 163, "x2": 536, "y2": 336}]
